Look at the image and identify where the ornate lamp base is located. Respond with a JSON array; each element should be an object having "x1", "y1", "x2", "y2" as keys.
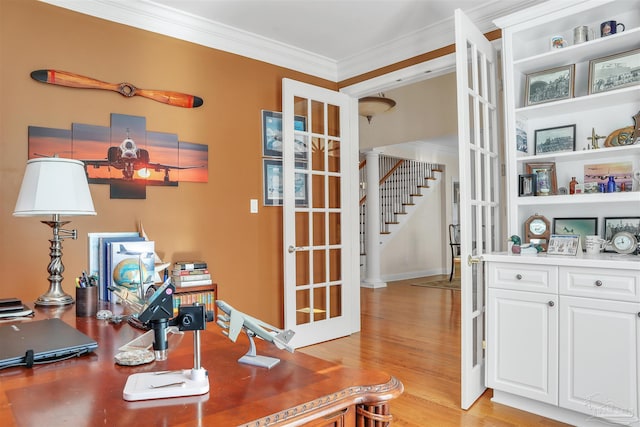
[{"x1": 35, "y1": 216, "x2": 77, "y2": 307}]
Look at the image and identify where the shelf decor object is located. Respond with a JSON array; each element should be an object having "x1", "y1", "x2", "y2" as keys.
[
  {"x1": 14, "y1": 157, "x2": 96, "y2": 306},
  {"x1": 552, "y1": 217, "x2": 598, "y2": 251},
  {"x1": 588, "y1": 48, "x2": 640, "y2": 95},
  {"x1": 525, "y1": 65, "x2": 574, "y2": 106}
]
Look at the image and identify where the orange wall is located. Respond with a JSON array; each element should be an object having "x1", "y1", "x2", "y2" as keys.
[{"x1": 0, "y1": 0, "x2": 336, "y2": 325}]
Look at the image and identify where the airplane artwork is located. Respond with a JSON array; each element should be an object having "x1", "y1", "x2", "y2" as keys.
[
  {"x1": 28, "y1": 113, "x2": 208, "y2": 199},
  {"x1": 82, "y1": 131, "x2": 204, "y2": 182},
  {"x1": 216, "y1": 300, "x2": 295, "y2": 369}
]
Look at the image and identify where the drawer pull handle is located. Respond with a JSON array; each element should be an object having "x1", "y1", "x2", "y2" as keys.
[
  {"x1": 516, "y1": 274, "x2": 523, "y2": 280},
  {"x1": 595, "y1": 280, "x2": 603, "y2": 287},
  {"x1": 548, "y1": 301, "x2": 555, "y2": 307}
]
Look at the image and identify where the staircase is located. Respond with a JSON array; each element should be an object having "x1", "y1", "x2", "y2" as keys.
[{"x1": 359, "y1": 154, "x2": 443, "y2": 256}]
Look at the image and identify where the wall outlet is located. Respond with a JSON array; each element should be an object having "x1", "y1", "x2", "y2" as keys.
[{"x1": 250, "y1": 199, "x2": 258, "y2": 213}]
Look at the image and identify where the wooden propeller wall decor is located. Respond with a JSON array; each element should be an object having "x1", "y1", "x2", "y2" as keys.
[{"x1": 30, "y1": 70, "x2": 203, "y2": 108}]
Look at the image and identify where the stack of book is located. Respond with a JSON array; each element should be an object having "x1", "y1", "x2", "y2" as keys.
[
  {"x1": 171, "y1": 261, "x2": 212, "y2": 288},
  {"x1": 0, "y1": 298, "x2": 34, "y2": 319}
]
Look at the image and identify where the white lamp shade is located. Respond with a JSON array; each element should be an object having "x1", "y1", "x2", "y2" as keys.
[{"x1": 14, "y1": 157, "x2": 96, "y2": 216}]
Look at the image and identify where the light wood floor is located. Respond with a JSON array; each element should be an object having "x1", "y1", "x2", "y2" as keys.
[{"x1": 299, "y1": 275, "x2": 569, "y2": 426}]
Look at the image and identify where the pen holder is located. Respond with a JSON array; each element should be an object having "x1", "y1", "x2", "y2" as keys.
[{"x1": 76, "y1": 286, "x2": 98, "y2": 317}]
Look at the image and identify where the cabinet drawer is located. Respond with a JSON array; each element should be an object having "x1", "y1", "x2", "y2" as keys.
[
  {"x1": 560, "y1": 267, "x2": 640, "y2": 302},
  {"x1": 488, "y1": 263, "x2": 558, "y2": 293}
]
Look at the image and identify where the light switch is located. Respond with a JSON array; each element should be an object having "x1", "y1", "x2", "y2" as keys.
[{"x1": 250, "y1": 199, "x2": 258, "y2": 213}]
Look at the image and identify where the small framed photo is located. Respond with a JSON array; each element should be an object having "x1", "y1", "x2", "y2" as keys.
[
  {"x1": 516, "y1": 120, "x2": 528, "y2": 154},
  {"x1": 547, "y1": 234, "x2": 580, "y2": 256},
  {"x1": 553, "y1": 217, "x2": 598, "y2": 251},
  {"x1": 262, "y1": 110, "x2": 308, "y2": 159},
  {"x1": 518, "y1": 174, "x2": 537, "y2": 197},
  {"x1": 589, "y1": 48, "x2": 640, "y2": 94},
  {"x1": 534, "y1": 124, "x2": 576, "y2": 155},
  {"x1": 526, "y1": 162, "x2": 557, "y2": 196},
  {"x1": 263, "y1": 159, "x2": 308, "y2": 207},
  {"x1": 525, "y1": 65, "x2": 575, "y2": 106},
  {"x1": 603, "y1": 217, "x2": 640, "y2": 252}
]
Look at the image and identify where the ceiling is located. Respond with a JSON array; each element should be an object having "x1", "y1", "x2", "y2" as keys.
[{"x1": 42, "y1": 0, "x2": 545, "y2": 83}]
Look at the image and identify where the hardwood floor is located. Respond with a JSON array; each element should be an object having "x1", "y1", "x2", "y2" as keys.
[{"x1": 299, "y1": 275, "x2": 569, "y2": 426}]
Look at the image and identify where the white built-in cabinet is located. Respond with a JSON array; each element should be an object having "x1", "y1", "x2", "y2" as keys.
[
  {"x1": 485, "y1": 259, "x2": 640, "y2": 426},
  {"x1": 485, "y1": 0, "x2": 640, "y2": 425}
]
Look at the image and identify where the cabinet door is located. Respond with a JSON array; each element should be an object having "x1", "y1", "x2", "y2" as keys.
[
  {"x1": 487, "y1": 288, "x2": 558, "y2": 404},
  {"x1": 559, "y1": 296, "x2": 640, "y2": 424}
]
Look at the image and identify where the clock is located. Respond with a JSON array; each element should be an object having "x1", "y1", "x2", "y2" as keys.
[
  {"x1": 524, "y1": 214, "x2": 550, "y2": 250},
  {"x1": 610, "y1": 231, "x2": 638, "y2": 254}
]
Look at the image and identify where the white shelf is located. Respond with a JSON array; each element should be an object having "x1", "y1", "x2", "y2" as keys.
[
  {"x1": 516, "y1": 191, "x2": 640, "y2": 206},
  {"x1": 515, "y1": 85, "x2": 640, "y2": 120},
  {"x1": 513, "y1": 27, "x2": 640, "y2": 76},
  {"x1": 517, "y1": 144, "x2": 640, "y2": 164}
]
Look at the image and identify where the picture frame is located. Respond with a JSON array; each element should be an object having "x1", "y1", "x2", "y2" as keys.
[
  {"x1": 516, "y1": 120, "x2": 528, "y2": 154},
  {"x1": 525, "y1": 162, "x2": 557, "y2": 195},
  {"x1": 584, "y1": 162, "x2": 633, "y2": 192},
  {"x1": 553, "y1": 217, "x2": 598, "y2": 251},
  {"x1": 603, "y1": 217, "x2": 640, "y2": 252},
  {"x1": 263, "y1": 159, "x2": 308, "y2": 207},
  {"x1": 547, "y1": 234, "x2": 580, "y2": 256},
  {"x1": 525, "y1": 65, "x2": 575, "y2": 106},
  {"x1": 534, "y1": 124, "x2": 576, "y2": 154},
  {"x1": 589, "y1": 48, "x2": 640, "y2": 95},
  {"x1": 518, "y1": 174, "x2": 536, "y2": 197},
  {"x1": 262, "y1": 110, "x2": 308, "y2": 159}
]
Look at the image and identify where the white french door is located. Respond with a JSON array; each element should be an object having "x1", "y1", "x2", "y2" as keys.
[
  {"x1": 282, "y1": 78, "x2": 360, "y2": 348},
  {"x1": 454, "y1": 9, "x2": 502, "y2": 409}
]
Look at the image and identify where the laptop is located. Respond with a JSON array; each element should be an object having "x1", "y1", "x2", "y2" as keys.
[{"x1": 0, "y1": 318, "x2": 98, "y2": 369}]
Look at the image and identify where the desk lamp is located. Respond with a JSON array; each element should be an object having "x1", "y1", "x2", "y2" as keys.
[{"x1": 14, "y1": 157, "x2": 96, "y2": 306}]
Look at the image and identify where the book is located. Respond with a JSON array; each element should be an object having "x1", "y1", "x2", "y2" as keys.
[
  {"x1": 172, "y1": 278, "x2": 213, "y2": 288},
  {"x1": 98, "y1": 235, "x2": 143, "y2": 301},
  {"x1": 172, "y1": 273, "x2": 211, "y2": 282},
  {"x1": 173, "y1": 261, "x2": 207, "y2": 271},
  {"x1": 172, "y1": 269, "x2": 209, "y2": 276},
  {"x1": 109, "y1": 240, "x2": 155, "y2": 302},
  {"x1": 0, "y1": 304, "x2": 34, "y2": 319}
]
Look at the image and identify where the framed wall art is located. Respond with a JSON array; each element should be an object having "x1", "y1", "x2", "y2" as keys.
[
  {"x1": 526, "y1": 162, "x2": 557, "y2": 195},
  {"x1": 525, "y1": 65, "x2": 575, "y2": 106},
  {"x1": 534, "y1": 124, "x2": 575, "y2": 154},
  {"x1": 603, "y1": 217, "x2": 640, "y2": 252},
  {"x1": 262, "y1": 110, "x2": 308, "y2": 159},
  {"x1": 263, "y1": 159, "x2": 308, "y2": 207},
  {"x1": 552, "y1": 217, "x2": 598, "y2": 251},
  {"x1": 589, "y1": 48, "x2": 640, "y2": 94}
]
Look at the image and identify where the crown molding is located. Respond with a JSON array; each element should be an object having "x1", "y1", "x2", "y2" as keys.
[
  {"x1": 40, "y1": 0, "x2": 339, "y2": 81},
  {"x1": 40, "y1": 0, "x2": 542, "y2": 83}
]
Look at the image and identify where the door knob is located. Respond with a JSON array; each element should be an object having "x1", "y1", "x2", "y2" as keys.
[{"x1": 288, "y1": 245, "x2": 297, "y2": 253}]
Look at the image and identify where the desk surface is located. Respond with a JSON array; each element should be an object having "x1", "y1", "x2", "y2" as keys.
[{"x1": 0, "y1": 305, "x2": 402, "y2": 427}]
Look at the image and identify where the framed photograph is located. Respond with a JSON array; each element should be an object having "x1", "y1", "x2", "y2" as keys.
[
  {"x1": 518, "y1": 174, "x2": 536, "y2": 197},
  {"x1": 516, "y1": 120, "x2": 528, "y2": 154},
  {"x1": 534, "y1": 124, "x2": 575, "y2": 154},
  {"x1": 263, "y1": 159, "x2": 308, "y2": 206},
  {"x1": 525, "y1": 162, "x2": 557, "y2": 195},
  {"x1": 525, "y1": 65, "x2": 575, "y2": 106},
  {"x1": 553, "y1": 217, "x2": 598, "y2": 251},
  {"x1": 603, "y1": 217, "x2": 640, "y2": 252},
  {"x1": 547, "y1": 234, "x2": 580, "y2": 256},
  {"x1": 262, "y1": 110, "x2": 308, "y2": 159},
  {"x1": 589, "y1": 48, "x2": 640, "y2": 94}
]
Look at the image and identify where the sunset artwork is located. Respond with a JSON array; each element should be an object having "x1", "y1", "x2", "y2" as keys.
[{"x1": 28, "y1": 113, "x2": 208, "y2": 199}]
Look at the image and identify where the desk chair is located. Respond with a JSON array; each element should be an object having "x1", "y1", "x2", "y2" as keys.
[{"x1": 448, "y1": 224, "x2": 461, "y2": 281}]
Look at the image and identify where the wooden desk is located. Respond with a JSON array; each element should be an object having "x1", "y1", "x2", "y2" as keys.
[{"x1": 0, "y1": 305, "x2": 402, "y2": 426}]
